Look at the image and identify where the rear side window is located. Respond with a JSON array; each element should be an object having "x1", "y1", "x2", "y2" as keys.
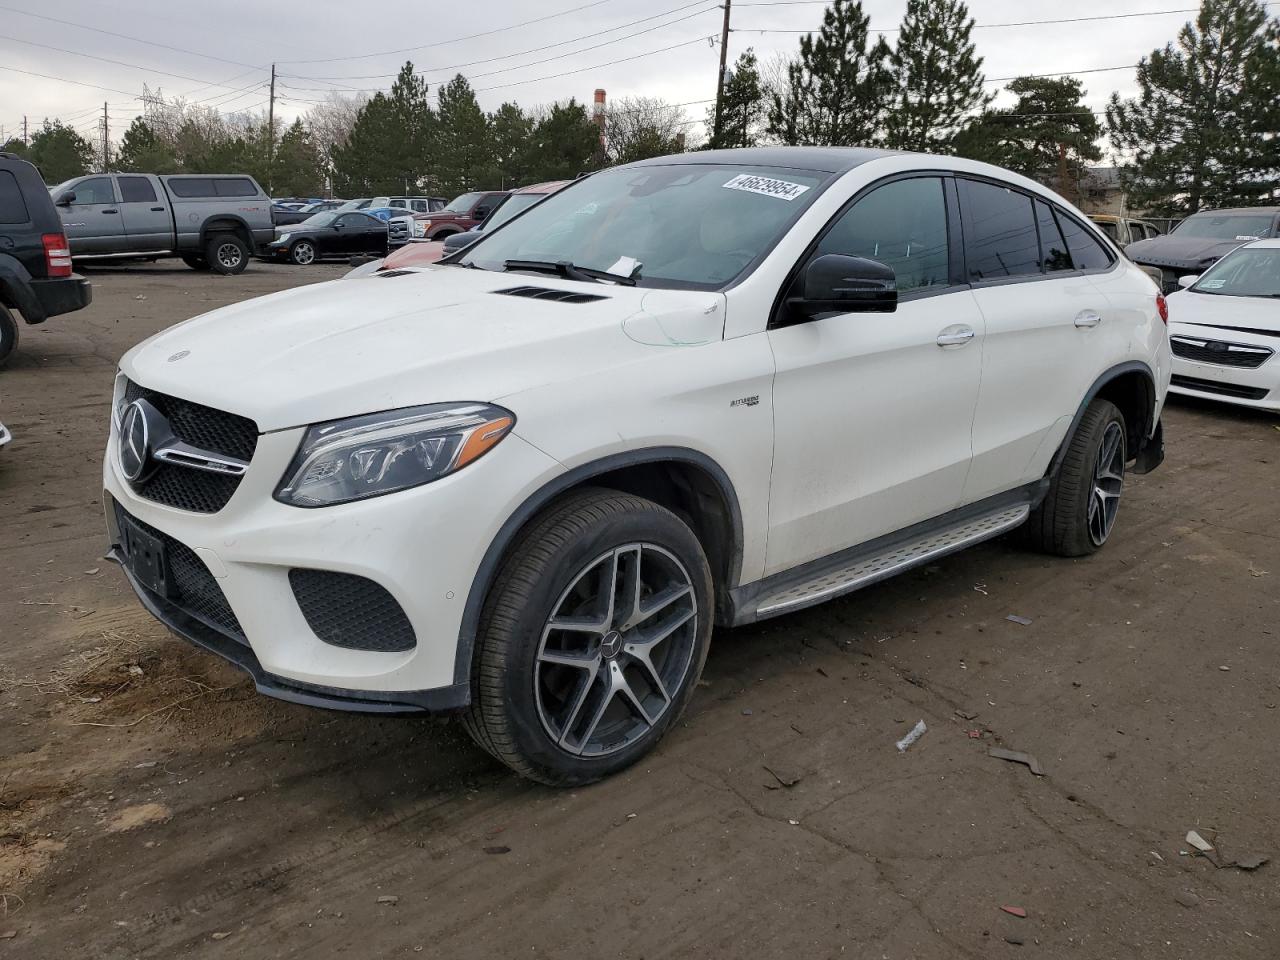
[
  {"x1": 1035, "y1": 200, "x2": 1072, "y2": 272},
  {"x1": 118, "y1": 176, "x2": 157, "y2": 203},
  {"x1": 0, "y1": 171, "x2": 30, "y2": 223},
  {"x1": 168, "y1": 178, "x2": 214, "y2": 198},
  {"x1": 1058, "y1": 214, "x2": 1114, "y2": 271},
  {"x1": 959, "y1": 179, "x2": 1040, "y2": 280},
  {"x1": 410, "y1": 199, "x2": 428, "y2": 212},
  {"x1": 815, "y1": 176, "x2": 950, "y2": 293},
  {"x1": 214, "y1": 178, "x2": 257, "y2": 197}
]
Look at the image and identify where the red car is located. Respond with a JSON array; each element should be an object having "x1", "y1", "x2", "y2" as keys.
[{"x1": 410, "y1": 190, "x2": 509, "y2": 241}]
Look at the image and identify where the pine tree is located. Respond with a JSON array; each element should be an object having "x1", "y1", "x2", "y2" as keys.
[
  {"x1": 387, "y1": 62, "x2": 436, "y2": 192},
  {"x1": 1107, "y1": 0, "x2": 1280, "y2": 215},
  {"x1": 884, "y1": 0, "x2": 989, "y2": 152},
  {"x1": 27, "y1": 120, "x2": 95, "y2": 183},
  {"x1": 489, "y1": 102, "x2": 534, "y2": 186},
  {"x1": 116, "y1": 118, "x2": 178, "y2": 173},
  {"x1": 273, "y1": 119, "x2": 324, "y2": 196},
  {"x1": 766, "y1": 0, "x2": 893, "y2": 146},
  {"x1": 524, "y1": 99, "x2": 600, "y2": 182},
  {"x1": 436, "y1": 74, "x2": 493, "y2": 196},
  {"x1": 707, "y1": 49, "x2": 765, "y2": 149},
  {"x1": 953, "y1": 76, "x2": 1102, "y2": 199},
  {"x1": 331, "y1": 93, "x2": 407, "y2": 195}
]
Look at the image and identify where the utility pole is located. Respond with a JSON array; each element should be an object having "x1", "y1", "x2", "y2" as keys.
[
  {"x1": 712, "y1": 0, "x2": 732, "y2": 148},
  {"x1": 102, "y1": 102, "x2": 110, "y2": 172},
  {"x1": 22, "y1": 115, "x2": 28, "y2": 145},
  {"x1": 267, "y1": 63, "x2": 276, "y2": 193}
]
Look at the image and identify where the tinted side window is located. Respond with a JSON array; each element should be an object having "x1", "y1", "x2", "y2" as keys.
[
  {"x1": 1035, "y1": 200, "x2": 1072, "y2": 272},
  {"x1": 815, "y1": 177, "x2": 950, "y2": 293},
  {"x1": 1058, "y1": 214, "x2": 1114, "y2": 271},
  {"x1": 71, "y1": 177, "x2": 116, "y2": 205},
  {"x1": 214, "y1": 177, "x2": 257, "y2": 197},
  {"x1": 410, "y1": 200, "x2": 428, "y2": 212},
  {"x1": 118, "y1": 176, "x2": 157, "y2": 203},
  {"x1": 0, "y1": 171, "x2": 30, "y2": 223},
  {"x1": 959, "y1": 179, "x2": 1040, "y2": 280},
  {"x1": 168, "y1": 178, "x2": 215, "y2": 198},
  {"x1": 388, "y1": 199, "x2": 407, "y2": 208}
]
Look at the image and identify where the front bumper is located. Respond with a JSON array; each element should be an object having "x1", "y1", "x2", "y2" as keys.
[
  {"x1": 1168, "y1": 324, "x2": 1279, "y2": 411},
  {"x1": 104, "y1": 421, "x2": 565, "y2": 711}
]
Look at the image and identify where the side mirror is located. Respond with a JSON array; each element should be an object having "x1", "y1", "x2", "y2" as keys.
[
  {"x1": 792, "y1": 254, "x2": 897, "y2": 317},
  {"x1": 56, "y1": 192, "x2": 75, "y2": 207},
  {"x1": 1177, "y1": 274, "x2": 1199, "y2": 289}
]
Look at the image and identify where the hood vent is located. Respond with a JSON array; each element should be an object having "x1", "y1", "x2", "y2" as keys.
[
  {"x1": 377, "y1": 269, "x2": 417, "y2": 278},
  {"x1": 494, "y1": 285, "x2": 608, "y2": 305}
]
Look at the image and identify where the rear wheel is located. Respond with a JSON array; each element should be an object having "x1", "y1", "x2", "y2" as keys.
[
  {"x1": 462, "y1": 488, "x2": 713, "y2": 785},
  {"x1": 206, "y1": 233, "x2": 248, "y2": 275},
  {"x1": 1023, "y1": 398, "x2": 1127, "y2": 557},
  {"x1": 181, "y1": 254, "x2": 209, "y2": 271},
  {"x1": 289, "y1": 240, "x2": 317, "y2": 266},
  {"x1": 0, "y1": 304, "x2": 18, "y2": 369}
]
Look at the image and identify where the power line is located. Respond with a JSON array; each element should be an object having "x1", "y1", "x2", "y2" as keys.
[
  {"x1": 474, "y1": 34, "x2": 716, "y2": 93},
  {"x1": 985, "y1": 64, "x2": 1138, "y2": 84},
  {"x1": 278, "y1": 0, "x2": 620, "y2": 65}
]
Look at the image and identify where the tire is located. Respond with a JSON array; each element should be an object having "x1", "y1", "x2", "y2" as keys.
[
  {"x1": 1023, "y1": 398, "x2": 1127, "y2": 557},
  {"x1": 206, "y1": 233, "x2": 249, "y2": 275},
  {"x1": 0, "y1": 304, "x2": 18, "y2": 369},
  {"x1": 289, "y1": 240, "x2": 317, "y2": 266},
  {"x1": 462, "y1": 488, "x2": 714, "y2": 786},
  {"x1": 181, "y1": 254, "x2": 209, "y2": 271}
]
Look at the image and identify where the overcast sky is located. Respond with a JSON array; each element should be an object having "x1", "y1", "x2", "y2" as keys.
[{"x1": 0, "y1": 0, "x2": 1206, "y2": 150}]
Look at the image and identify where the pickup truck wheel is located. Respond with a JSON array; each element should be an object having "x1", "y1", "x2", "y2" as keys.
[
  {"x1": 289, "y1": 240, "x2": 317, "y2": 266},
  {"x1": 462, "y1": 488, "x2": 713, "y2": 786},
  {"x1": 181, "y1": 254, "x2": 209, "y2": 271},
  {"x1": 1023, "y1": 398, "x2": 1127, "y2": 557},
  {"x1": 0, "y1": 305, "x2": 18, "y2": 369},
  {"x1": 206, "y1": 234, "x2": 249, "y2": 275}
]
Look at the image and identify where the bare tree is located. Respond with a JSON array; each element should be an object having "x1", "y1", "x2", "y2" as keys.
[
  {"x1": 604, "y1": 96, "x2": 689, "y2": 164},
  {"x1": 304, "y1": 92, "x2": 369, "y2": 166}
]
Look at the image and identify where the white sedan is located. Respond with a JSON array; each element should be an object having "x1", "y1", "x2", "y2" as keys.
[{"x1": 1168, "y1": 238, "x2": 1280, "y2": 412}]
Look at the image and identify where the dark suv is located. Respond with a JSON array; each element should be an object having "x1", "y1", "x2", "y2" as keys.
[{"x1": 0, "y1": 152, "x2": 92, "y2": 366}]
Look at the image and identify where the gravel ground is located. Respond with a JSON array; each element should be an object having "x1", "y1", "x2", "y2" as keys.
[{"x1": 1, "y1": 260, "x2": 1277, "y2": 959}]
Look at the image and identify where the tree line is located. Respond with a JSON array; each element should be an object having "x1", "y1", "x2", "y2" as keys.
[{"x1": 3, "y1": 0, "x2": 1275, "y2": 216}]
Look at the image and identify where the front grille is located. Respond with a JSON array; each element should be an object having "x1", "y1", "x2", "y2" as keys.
[
  {"x1": 388, "y1": 220, "x2": 410, "y2": 242},
  {"x1": 1171, "y1": 374, "x2": 1270, "y2": 400},
  {"x1": 1172, "y1": 336, "x2": 1273, "y2": 369},
  {"x1": 113, "y1": 500, "x2": 246, "y2": 642},
  {"x1": 122, "y1": 380, "x2": 258, "y2": 513},
  {"x1": 289, "y1": 569, "x2": 416, "y2": 653}
]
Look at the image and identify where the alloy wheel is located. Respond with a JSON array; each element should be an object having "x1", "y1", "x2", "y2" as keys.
[
  {"x1": 1088, "y1": 421, "x2": 1125, "y2": 546},
  {"x1": 293, "y1": 242, "x2": 315, "y2": 265},
  {"x1": 535, "y1": 543, "x2": 698, "y2": 758},
  {"x1": 216, "y1": 242, "x2": 243, "y2": 270}
]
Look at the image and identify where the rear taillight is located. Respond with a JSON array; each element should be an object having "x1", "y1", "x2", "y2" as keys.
[
  {"x1": 42, "y1": 233, "x2": 72, "y2": 278},
  {"x1": 1155, "y1": 293, "x2": 1168, "y2": 324}
]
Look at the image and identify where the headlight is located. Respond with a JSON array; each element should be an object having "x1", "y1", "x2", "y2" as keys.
[
  {"x1": 414, "y1": 221, "x2": 428, "y2": 237},
  {"x1": 277, "y1": 232, "x2": 292, "y2": 243},
  {"x1": 274, "y1": 403, "x2": 515, "y2": 507}
]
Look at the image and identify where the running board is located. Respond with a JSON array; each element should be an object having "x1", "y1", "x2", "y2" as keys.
[{"x1": 754, "y1": 504, "x2": 1031, "y2": 618}]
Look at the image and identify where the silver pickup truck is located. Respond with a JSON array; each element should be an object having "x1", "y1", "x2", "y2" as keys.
[{"x1": 50, "y1": 173, "x2": 274, "y2": 274}]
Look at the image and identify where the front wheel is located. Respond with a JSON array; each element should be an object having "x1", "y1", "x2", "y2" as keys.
[
  {"x1": 0, "y1": 304, "x2": 18, "y2": 369},
  {"x1": 463, "y1": 488, "x2": 713, "y2": 785},
  {"x1": 206, "y1": 233, "x2": 248, "y2": 275},
  {"x1": 289, "y1": 240, "x2": 317, "y2": 266},
  {"x1": 1023, "y1": 398, "x2": 1127, "y2": 557}
]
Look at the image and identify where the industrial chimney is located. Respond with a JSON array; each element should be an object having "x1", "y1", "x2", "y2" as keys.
[{"x1": 593, "y1": 88, "x2": 606, "y2": 152}]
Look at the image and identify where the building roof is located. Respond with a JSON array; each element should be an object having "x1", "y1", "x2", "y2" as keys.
[{"x1": 630, "y1": 146, "x2": 900, "y2": 174}]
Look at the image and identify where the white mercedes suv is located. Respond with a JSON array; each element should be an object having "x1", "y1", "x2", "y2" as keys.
[{"x1": 104, "y1": 148, "x2": 1170, "y2": 784}]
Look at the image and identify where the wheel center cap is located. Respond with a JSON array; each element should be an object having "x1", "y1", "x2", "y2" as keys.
[{"x1": 600, "y1": 630, "x2": 624, "y2": 659}]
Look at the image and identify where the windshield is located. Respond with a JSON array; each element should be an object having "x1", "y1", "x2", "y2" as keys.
[
  {"x1": 1191, "y1": 247, "x2": 1280, "y2": 297},
  {"x1": 1175, "y1": 213, "x2": 1275, "y2": 241},
  {"x1": 482, "y1": 192, "x2": 543, "y2": 231},
  {"x1": 297, "y1": 212, "x2": 339, "y2": 228},
  {"x1": 460, "y1": 164, "x2": 831, "y2": 289},
  {"x1": 444, "y1": 192, "x2": 484, "y2": 214},
  {"x1": 334, "y1": 199, "x2": 366, "y2": 211}
]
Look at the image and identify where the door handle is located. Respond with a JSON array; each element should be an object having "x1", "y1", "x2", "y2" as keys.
[
  {"x1": 150, "y1": 206, "x2": 165, "y2": 212},
  {"x1": 1075, "y1": 310, "x2": 1103, "y2": 328},
  {"x1": 101, "y1": 209, "x2": 118, "y2": 214},
  {"x1": 936, "y1": 325, "x2": 976, "y2": 347}
]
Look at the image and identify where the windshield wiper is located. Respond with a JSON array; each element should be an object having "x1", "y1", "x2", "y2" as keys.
[{"x1": 503, "y1": 258, "x2": 638, "y2": 286}]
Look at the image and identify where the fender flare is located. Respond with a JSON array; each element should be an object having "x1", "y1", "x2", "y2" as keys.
[
  {"x1": 199, "y1": 215, "x2": 254, "y2": 248},
  {"x1": 453, "y1": 446, "x2": 744, "y2": 686},
  {"x1": 1049, "y1": 360, "x2": 1159, "y2": 478},
  {"x1": 0, "y1": 253, "x2": 44, "y2": 323}
]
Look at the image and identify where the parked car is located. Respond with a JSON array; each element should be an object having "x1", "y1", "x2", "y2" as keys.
[
  {"x1": 104, "y1": 147, "x2": 1168, "y2": 785},
  {"x1": 1166, "y1": 239, "x2": 1280, "y2": 412},
  {"x1": 411, "y1": 190, "x2": 508, "y2": 240},
  {"x1": 1090, "y1": 215, "x2": 1162, "y2": 246},
  {"x1": 50, "y1": 173, "x2": 273, "y2": 275},
  {"x1": 337, "y1": 196, "x2": 445, "y2": 214},
  {"x1": 1127, "y1": 206, "x2": 1280, "y2": 293},
  {"x1": 1, "y1": 151, "x2": 92, "y2": 368},
  {"x1": 263, "y1": 210, "x2": 389, "y2": 264}
]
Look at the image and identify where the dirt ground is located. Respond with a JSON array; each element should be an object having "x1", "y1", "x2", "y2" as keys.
[{"x1": 1, "y1": 260, "x2": 1277, "y2": 959}]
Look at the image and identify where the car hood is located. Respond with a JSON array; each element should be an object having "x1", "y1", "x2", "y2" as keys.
[
  {"x1": 120, "y1": 266, "x2": 727, "y2": 431},
  {"x1": 1168, "y1": 289, "x2": 1280, "y2": 334},
  {"x1": 1127, "y1": 235, "x2": 1249, "y2": 269}
]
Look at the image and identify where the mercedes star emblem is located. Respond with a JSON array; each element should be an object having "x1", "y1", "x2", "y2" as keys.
[{"x1": 118, "y1": 400, "x2": 151, "y2": 482}]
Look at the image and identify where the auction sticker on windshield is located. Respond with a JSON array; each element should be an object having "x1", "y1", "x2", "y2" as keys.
[{"x1": 723, "y1": 174, "x2": 811, "y2": 201}]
